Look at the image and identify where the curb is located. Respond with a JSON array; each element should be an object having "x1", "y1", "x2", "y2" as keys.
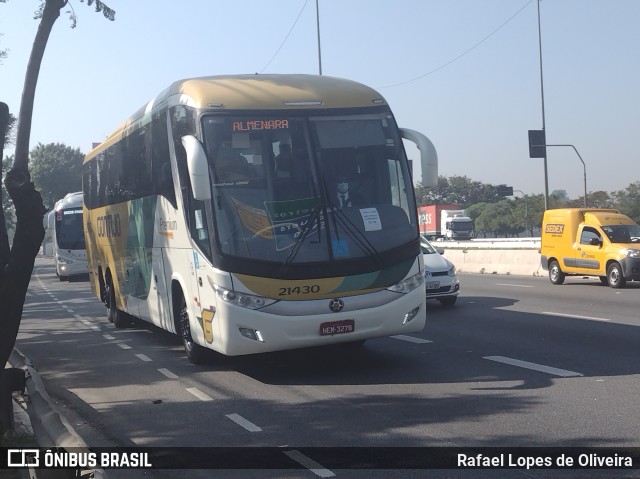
[{"x1": 9, "y1": 348, "x2": 106, "y2": 479}]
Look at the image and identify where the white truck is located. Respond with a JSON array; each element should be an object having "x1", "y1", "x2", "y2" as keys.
[{"x1": 441, "y1": 209, "x2": 474, "y2": 240}]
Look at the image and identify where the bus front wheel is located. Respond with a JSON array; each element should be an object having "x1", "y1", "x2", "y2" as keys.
[{"x1": 177, "y1": 294, "x2": 207, "y2": 365}]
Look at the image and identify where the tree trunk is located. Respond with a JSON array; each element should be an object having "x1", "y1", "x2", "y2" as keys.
[
  {"x1": 11, "y1": 0, "x2": 66, "y2": 174},
  {"x1": 0, "y1": 172, "x2": 45, "y2": 368},
  {"x1": 1, "y1": 0, "x2": 65, "y2": 369}
]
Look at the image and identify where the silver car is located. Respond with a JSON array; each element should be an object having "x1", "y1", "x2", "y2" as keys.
[{"x1": 421, "y1": 236, "x2": 460, "y2": 306}]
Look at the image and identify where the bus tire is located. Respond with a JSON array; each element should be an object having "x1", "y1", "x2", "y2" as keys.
[
  {"x1": 106, "y1": 279, "x2": 128, "y2": 328},
  {"x1": 607, "y1": 262, "x2": 626, "y2": 289},
  {"x1": 177, "y1": 293, "x2": 207, "y2": 364},
  {"x1": 548, "y1": 260, "x2": 565, "y2": 285}
]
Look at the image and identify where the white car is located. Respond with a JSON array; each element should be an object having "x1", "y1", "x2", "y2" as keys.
[{"x1": 421, "y1": 236, "x2": 460, "y2": 306}]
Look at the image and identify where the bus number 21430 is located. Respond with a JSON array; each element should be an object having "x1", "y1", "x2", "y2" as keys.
[{"x1": 278, "y1": 285, "x2": 321, "y2": 296}]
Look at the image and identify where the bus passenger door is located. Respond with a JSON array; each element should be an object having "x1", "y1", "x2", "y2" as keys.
[{"x1": 138, "y1": 247, "x2": 171, "y2": 329}]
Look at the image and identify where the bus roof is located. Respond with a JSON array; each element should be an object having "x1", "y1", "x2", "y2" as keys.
[
  {"x1": 88, "y1": 74, "x2": 388, "y2": 156},
  {"x1": 54, "y1": 191, "x2": 83, "y2": 212},
  {"x1": 165, "y1": 74, "x2": 386, "y2": 109}
]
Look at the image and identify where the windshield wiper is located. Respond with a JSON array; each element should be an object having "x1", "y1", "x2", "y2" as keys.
[
  {"x1": 278, "y1": 203, "x2": 325, "y2": 275},
  {"x1": 329, "y1": 206, "x2": 381, "y2": 263}
]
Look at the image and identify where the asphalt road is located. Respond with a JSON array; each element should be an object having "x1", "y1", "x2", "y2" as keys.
[{"x1": 15, "y1": 256, "x2": 640, "y2": 479}]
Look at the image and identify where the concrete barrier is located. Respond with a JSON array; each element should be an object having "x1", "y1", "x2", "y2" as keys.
[
  {"x1": 435, "y1": 239, "x2": 544, "y2": 277},
  {"x1": 441, "y1": 248, "x2": 543, "y2": 276}
]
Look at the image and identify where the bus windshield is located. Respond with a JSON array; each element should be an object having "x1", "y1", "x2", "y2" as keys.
[
  {"x1": 56, "y1": 207, "x2": 86, "y2": 250},
  {"x1": 200, "y1": 110, "x2": 417, "y2": 265}
]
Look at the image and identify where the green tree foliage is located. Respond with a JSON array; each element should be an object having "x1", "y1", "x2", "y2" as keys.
[
  {"x1": 1, "y1": 156, "x2": 15, "y2": 230},
  {"x1": 29, "y1": 142, "x2": 83, "y2": 209},
  {"x1": 415, "y1": 175, "x2": 526, "y2": 208},
  {"x1": 415, "y1": 175, "x2": 640, "y2": 237},
  {"x1": 473, "y1": 201, "x2": 521, "y2": 238},
  {"x1": 3, "y1": 113, "x2": 16, "y2": 147},
  {"x1": 611, "y1": 182, "x2": 640, "y2": 222},
  {"x1": 550, "y1": 189, "x2": 569, "y2": 203},
  {"x1": 1, "y1": 27, "x2": 7, "y2": 63}
]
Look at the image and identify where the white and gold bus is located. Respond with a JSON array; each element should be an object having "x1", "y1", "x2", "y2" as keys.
[
  {"x1": 47, "y1": 192, "x2": 88, "y2": 281},
  {"x1": 82, "y1": 74, "x2": 438, "y2": 363}
]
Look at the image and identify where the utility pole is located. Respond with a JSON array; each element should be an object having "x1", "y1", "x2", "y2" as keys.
[
  {"x1": 316, "y1": 0, "x2": 322, "y2": 75},
  {"x1": 537, "y1": 0, "x2": 549, "y2": 210}
]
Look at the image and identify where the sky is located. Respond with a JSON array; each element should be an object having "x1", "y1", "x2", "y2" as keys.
[{"x1": 1, "y1": 0, "x2": 639, "y2": 200}]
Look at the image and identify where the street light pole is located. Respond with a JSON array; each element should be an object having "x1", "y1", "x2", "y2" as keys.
[
  {"x1": 537, "y1": 0, "x2": 549, "y2": 210},
  {"x1": 546, "y1": 144, "x2": 588, "y2": 208},
  {"x1": 316, "y1": 0, "x2": 322, "y2": 75}
]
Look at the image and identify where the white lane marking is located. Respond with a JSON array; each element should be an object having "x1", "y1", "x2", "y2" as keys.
[
  {"x1": 496, "y1": 283, "x2": 534, "y2": 288},
  {"x1": 117, "y1": 342, "x2": 131, "y2": 350},
  {"x1": 135, "y1": 354, "x2": 152, "y2": 362},
  {"x1": 186, "y1": 387, "x2": 213, "y2": 401},
  {"x1": 391, "y1": 335, "x2": 433, "y2": 344},
  {"x1": 542, "y1": 311, "x2": 610, "y2": 322},
  {"x1": 158, "y1": 368, "x2": 178, "y2": 379},
  {"x1": 284, "y1": 450, "x2": 335, "y2": 478},
  {"x1": 73, "y1": 314, "x2": 85, "y2": 320},
  {"x1": 90, "y1": 325, "x2": 101, "y2": 331},
  {"x1": 103, "y1": 334, "x2": 115, "y2": 340},
  {"x1": 484, "y1": 356, "x2": 583, "y2": 377},
  {"x1": 225, "y1": 413, "x2": 262, "y2": 432}
]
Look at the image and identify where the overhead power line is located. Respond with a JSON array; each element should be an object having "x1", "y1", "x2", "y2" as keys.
[
  {"x1": 379, "y1": 0, "x2": 535, "y2": 89},
  {"x1": 260, "y1": 0, "x2": 310, "y2": 73}
]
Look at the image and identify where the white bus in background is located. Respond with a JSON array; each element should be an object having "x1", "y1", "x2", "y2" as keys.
[
  {"x1": 82, "y1": 74, "x2": 438, "y2": 363},
  {"x1": 47, "y1": 192, "x2": 88, "y2": 281}
]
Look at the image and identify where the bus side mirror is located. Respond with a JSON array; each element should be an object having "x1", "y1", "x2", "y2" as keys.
[
  {"x1": 399, "y1": 128, "x2": 438, "y2": 188},
  {"x1": 590, "y1": 237, "x2": 602, "y2": 246},
  {"x1": 182, "y1": 135, "x2": 212, "y2": 201}
]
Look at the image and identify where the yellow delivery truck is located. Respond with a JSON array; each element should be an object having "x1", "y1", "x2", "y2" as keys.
[{"x1": 540, "y1": 208, "x2": 640, "y2": 288}]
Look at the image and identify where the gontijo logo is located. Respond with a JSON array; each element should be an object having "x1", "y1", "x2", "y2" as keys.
[{"x1": 545, "y1": 223, "x2": 565, "y2": 234}]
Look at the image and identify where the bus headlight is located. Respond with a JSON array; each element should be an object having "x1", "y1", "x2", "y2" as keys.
[
  {"x1": 387, "y1": 271, "x2": 425, "y2": 294},
  {"x1": 56, "y1": 256, "x2": 73, "y2": 264},
  {"x1": 213, "y1": 285, "x2": 276, "y2": 310}
]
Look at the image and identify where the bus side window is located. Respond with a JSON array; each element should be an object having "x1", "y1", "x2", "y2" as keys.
[{"x1": 152, "y1": 113, "x2": 176, "y2": 208}]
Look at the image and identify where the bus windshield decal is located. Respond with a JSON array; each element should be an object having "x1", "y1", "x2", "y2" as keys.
[{"x1": 264, "y1": 197, "x2": 324, "y2": 252}]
